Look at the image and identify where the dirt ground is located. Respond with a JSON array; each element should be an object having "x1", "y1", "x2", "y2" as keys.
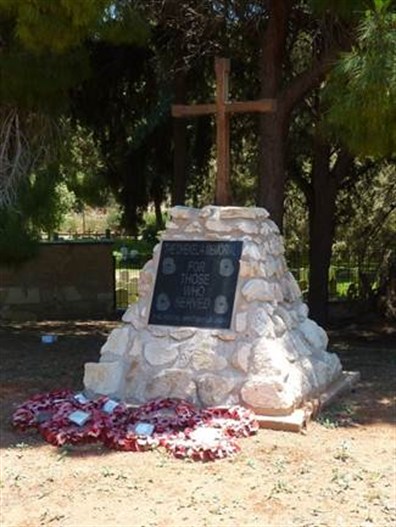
[{"x1": 0, "y1": 318, "x2": 395, "y2": 527}]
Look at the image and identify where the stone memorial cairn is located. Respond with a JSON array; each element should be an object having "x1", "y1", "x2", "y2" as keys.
[{"x1": 84, "y1": 205, "x2": 343, "y2": 418}]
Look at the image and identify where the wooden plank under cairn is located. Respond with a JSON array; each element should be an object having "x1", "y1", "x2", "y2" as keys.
[{"x1": 255, "y1": 370, "x2": 361, "y2": 433}]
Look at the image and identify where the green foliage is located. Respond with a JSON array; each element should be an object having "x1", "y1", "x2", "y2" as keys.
[
  {"x1": 0, "y1": 48, "x2": 90, "y2": 113},
  {"x1": 139, "y1": 210, "x2": 168, "y2": 244},
  {"x1": 0, "y1": 0, "x2": 149, "y2": 114},
  {"x1": 0, "y1": 163, "x2": 78, "y2": 265},
  {"x1": 18, "y1": 167, "x2": 76, "y2": 235},
  {"x1": 336, "y1": 161, "x2": 396, "y2": 266},
  {"x1": 323, "y1": 7, "x2": 396, "y2": 156},
  {"x1": 310, "y1": 0, "x2": 373, "y2": 18},
  {"x1": 0, "y1": 209, "x2": 39, "y2": 266},
  {"x1": 59, "y1": 121, "x2": 108, "y2": 209},
  {"x1": 0, "y1": 0, "x2": 149, "y2": 54}
]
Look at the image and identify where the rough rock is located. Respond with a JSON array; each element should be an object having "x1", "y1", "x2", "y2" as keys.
[{"x1": 84, "y1": 205, "x2": 344, "y2": 415}]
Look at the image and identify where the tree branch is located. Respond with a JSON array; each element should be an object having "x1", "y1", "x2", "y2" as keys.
[{"x1": 280, "y1": 50, "x2": 337, "y2": 117}]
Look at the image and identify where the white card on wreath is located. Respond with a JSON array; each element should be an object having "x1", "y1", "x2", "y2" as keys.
[
  {"x1": 74, "y1": 393, "x2": 89, "y2": 405},
  {"x1": 134, "y1": 422, "x2": 155, "y2": 436},
  {"x1": 102, "y1": 399, "x2": 119, "y2": 414},
  {"x1": 68, "y1": 410, "x2": 91, "y2": 426}
]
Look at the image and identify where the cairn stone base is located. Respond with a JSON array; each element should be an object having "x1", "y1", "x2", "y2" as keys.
[{"x1": 84, "y1": 206, "x2": 344, "y2": 417}]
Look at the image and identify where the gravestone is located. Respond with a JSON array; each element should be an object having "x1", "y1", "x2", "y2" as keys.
[{"x1": 84, "y1": 205, "x2": 346, "y2": 418}]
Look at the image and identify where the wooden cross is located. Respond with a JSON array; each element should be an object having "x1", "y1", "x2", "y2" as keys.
[{"x1": 172, "y1": 57, "x2": 277, "y2": 205}]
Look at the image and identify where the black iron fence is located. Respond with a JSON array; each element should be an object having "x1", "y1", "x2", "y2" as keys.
[
  {"x1": 114, "y1": 249, "x2": 387, "y2": 311},
  {"x1": 288, "y1": 257, "x2": 383, "y2": 301},
  {"x1": 114, "y1": 253, "x2": 152, "y2": 310}
]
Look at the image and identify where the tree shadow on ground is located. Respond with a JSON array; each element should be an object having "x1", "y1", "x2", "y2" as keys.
[{"x1": 0, "y1": 318, "x2": 395, "y2": 450}]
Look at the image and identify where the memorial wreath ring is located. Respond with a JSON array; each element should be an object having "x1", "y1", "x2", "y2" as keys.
[
  {"x1": 12, "y1": 393, "x2": 259, "y2": 460},
  {"x1": 12, "y1": 389, "x2": 74, "y2": 431}
]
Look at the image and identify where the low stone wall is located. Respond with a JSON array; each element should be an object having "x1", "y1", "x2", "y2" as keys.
[{"x1": 0, "y1": 242, "x2": 115, "y2": 321}]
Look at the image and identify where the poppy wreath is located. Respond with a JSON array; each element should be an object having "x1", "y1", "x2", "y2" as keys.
[
  {"x1": 12, "y1": 391, "x2": 117, "y2": 446},
  {"x1": 103, "y1": 407, "x2": 159, "y2": 452},
  {"x1": 201, "y1": 406, "x2": 259, "y2": 438},
  {"x1": 160, "y1": 427, "x2": 241, "y2": 461},
  {"x1": 38, "y1": 403, "x2": 106, "y2": 447},
  {"x1": 12, "y1": 389, "x2": 74, "y2": 431},
  {"x1": 37, "y1": 395, "x2": 126, "y2": 447},
  {"x1": 12, "y1": 393, "x2": 259, "y2": 460},
  {"x1": 132, "y1": 398, "x2": 202, "y2": 433}
]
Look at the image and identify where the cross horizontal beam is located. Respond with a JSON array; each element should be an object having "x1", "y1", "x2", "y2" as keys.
[
  {"x1": 172, "y1": 99, "x2": 276, "y2": 117},
  {"x1": 172, "y1": 57, "x2": 277, "y2": 205}
]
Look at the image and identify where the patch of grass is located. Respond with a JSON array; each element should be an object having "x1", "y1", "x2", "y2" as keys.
[
  {"x1": 268, "y1": 480, "x2": 293, "y2": 499},
  {"x1": 334, "y1": 441, "x2": 353, "y2": 462},
  {"x1": 317, "y1": 402, "x2": 357, "y2": 428}
]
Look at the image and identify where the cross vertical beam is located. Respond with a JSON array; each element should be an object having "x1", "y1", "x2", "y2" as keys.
[
  {"x1": 215, "y1": 58, "x2": 231, "y2": 205},
  {"x1": 172, "y1": 57, "x2": 277, "y2": 206}
]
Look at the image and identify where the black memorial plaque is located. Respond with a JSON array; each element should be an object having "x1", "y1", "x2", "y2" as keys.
[{"x1": 148, "y1": 240, "x2": 243, "y2": 329}]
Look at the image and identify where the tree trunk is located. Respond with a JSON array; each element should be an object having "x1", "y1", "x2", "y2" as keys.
[
  {"x1": 171, "y1": 73, "x2": 188, "y2": 206},
  {"x1": 258, "y1": 0, "x2": 291, "y2": 228},
  {"x1": 308, "y1": 137, "x2": 353, "y2": 326},
  {"x1": 308, "y1": 140, "x2": 336, "y2": 327},
  {"x1": 258, "y1": 115, "x2": 286, "y2": 228}
]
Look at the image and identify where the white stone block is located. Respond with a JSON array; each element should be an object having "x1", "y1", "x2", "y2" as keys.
[
  {"x1": 231, "y1": 344, "x2": 252, "y2": 373},
  {"x1": 199, "y1": 205, "x2": 220, "y2": 220},
  {"x1": 100, "y1": 326, "x2": 133, "y2": 357},
  {"x1": 250, "y1": 308, "x2": 276, "y2": 338},
  {"x1": 149, "y1": 326, "x2": 169, "y2": 337},
  {"x1": 298, "y1": 357, "x2": 319, "y2": 391},
  {"x1": 265, "y1": 219, "x2": 280, "y2": 234},
  {"x1": 170, "y1": 328, "x2": 197, "y2": 341},
  {"x1": 265, "y1": 255, "x2": 278, "y2": 278},
  {"x1": 141, "y1": 259, "x2": 155, "y2": 274},
  {"x1": 122, "y1": 303, "x2": 146, "y2": 329},
  {"x1": 251, "y1": 338, "x2": 292, "y2": 376},
  {"x1": 129, "y1": 334, "x2": 143, "y2": 357},
  {"x1": 192, "y1": 349, "x2": 228, "y2": 371},
  {"x1": 144, "y1": 369, "x2": 197, "y2": 401},
  {"x1": 310, "y1": 358, "x2": 332, "y2": 390},
  {"x1": 235, "y1": 220, "x2": 259, "y2": 235},
  {"x1": 242, "y1": 242, "x2": 262, "y2": 261},
  {"x1": 236, "y1": 312, "x2": 248, "y2": 333},
  {"x1": 296, "y1": 301, "x2": 309, "y2": 321},
  {"x1": 185, "y1": 221, "x2": 203, "y2": 233},
  {"x1": 143, "y1": 341, "x2": 179, "y2": 366},
  {"x1": 165, "y1": 220, "x2": 179, "y2": 230},
  {"x1": 321, "y1": 351, "x2": 342, "y2": 381},
  {"x1": 241, "y1": 376, "x2": 298, "y2": 416},
  {"x1": 214, "y1": 331, "x2": 237, "y2": 342},
  {"x1": 140, "y1": 304, "x2": 148, "y2": 319},
  {"x1": 286, "y1": 366, "x2": 313, "y2": 399},
  {"x1": 300, "y1": 319, "x2": 328, "y2": 350},
  {"x1": 280, "y1": 330, "x2": 311, "y2": 362},
  {"x1": 197, "y1": 374, "x2": 235, "y2": 406},
  {"x1": 275, "y1": 305, "x2": 295, "y2": 330},
  {"x1": 84, "y1": 362, "x2": 124, "y2": 396},
  {"x1": 205, "y1": 219, "x2": 234, "y2": 232},
  {"x1": 281, "y1": 272, "x2": 302, "y2": 302},
  {"x1": 218, "y1": 206, "x2": 269, "y2": 220},
  {"x1": 272, "y1": 282, "x2": 284, "y2": 302},
  {"x1": 171, "y1": 205, "x2": 199, "y2": 220},
  {"x1": 242, "y1": 279, "x2": 273, "y2": 302},
  {"x1": 271, "y1": 314, "x2": 287, "y2": 337},
  {"x1": 239, "y1": 260, "x2": 261, "y2": 278}
]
